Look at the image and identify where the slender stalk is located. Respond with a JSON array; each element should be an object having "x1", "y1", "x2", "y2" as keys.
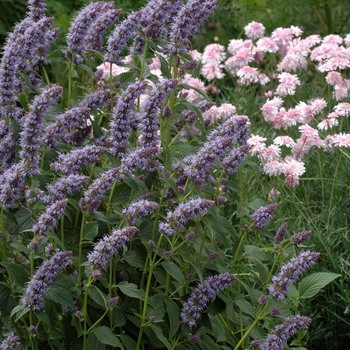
[
  {"x1": 83, "y1": 276, "x2": 93, "y2": 350},
  {"x1": 78, "y1": 213, "x2": 87, "y2": 287}
]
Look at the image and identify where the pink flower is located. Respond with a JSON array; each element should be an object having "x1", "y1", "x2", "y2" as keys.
[
  {"x1": 326, "y1": 71, "x2": 343, "y2": 86},
  {"x1": 285, "y1": 174, "x2": 300, "y2": 187},
  {"x1": 322, "y1": 34, "x2": 343, "y2": 45},
  {"x1": 264, "y1": 90, "x2": 274, "y2": 98},
  {"x1": 244, "y1": 21, "x2": 265, "y2": 40},
  {"x1": 295, "y1": 102, "x2": 314, "y2": 124},
  {"x1": 237, "y1": 66, "x2": 259, "y2": 85},
  {"x1": 227, "y1": 39, "x2": 253, "y2": 55},
  {"x1": 275, "y1": 72, "x2": 300, "y2": 96},
  {"x1": 202, "y1": 104, "x2": 236, "y2": 124},
  {"x1": 277, "y1": 53, "x2": 308, "y2": 72},
  {"x1": 334, "y1": 102, "x2": 350, "y2": 116},
  {"x1": 260, "y1": 145, "x2": 281, "y2": 162},
  {"x1": 258, "y1": 73, "x2": 270, "y2": 85},
  {"x1": 274, "y1": 136, "x2": 295, "y2": 148},
  {"x1": 256, "y1": 37, "x2": 279, "y2": 53},
  {"x1": 310, "y1": 98, "x2": 327, "y2": 115},
  {"x1": 299, "y1": 125, "x2": 319, "y2": 139},
  {"x1": 318, "y1": 57, "x2": 350, "y2": 72},
  {"x1": 96, "y1": 62, "x2": 129, "y2": 80},
  {"x1": 248, "y1": 134, "x2": 267, "y2": 146},
  {"x1": 345, "y1": 34, "x2": 350, "y2": 48},
  {"x1": 329, "y1": 133, "x2": 350, "y2": 147},
  {"x1": 283, "y1": 159, "x2": 305, "y2": 177},
  {"x1": 261, "y1": 97, "x2": 284, "y2": 123},
  {"x1": 317, "y1": 118, "x2": 338, "y2": 130},
  {"x1": 189, "y1": 49, "x2": 202, "y2": 61},
  {"x1": 201, "y1": 63, "x2": 225, "y2": 81},
  {"x1": 264, "y1": 160, "x2": 284, "y2": 176},
  {"x1": 180, "y1": 74, "x2": 206, "y2": 103},
  {"x1": 333, "y1": 80, "x2": 350, "y2": 101},
  {"x1": 202, "y1": 44, "x2": 226, "y2": 64}
]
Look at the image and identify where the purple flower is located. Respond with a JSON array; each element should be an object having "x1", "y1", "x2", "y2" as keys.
[
  {"x1": 270, "y1": 307, "x2": 282, "y2": 316},
  {"x1": 51, "y1": 145, "x2": 107, "y2": 174},
  {"x1": 274, "y1": 222, "x2": 288, "y2": 244},
  {"x1": 22, "y1": 251, "x2": 72, "y2": 311},
  {"x1": 0, "y1": 163, "x2": 25, "y2": 207},
  {"x1": 268, "y1": 251, "x2": 321, "y2": 300},
  {"x1": 0, "y1": 332, "x2": 20, "y2": 350},
  {"x1": 88, "y1": 226, "x2": 139, "y2": 272},
  {"x1": 85, "y1": 9, "x2": 122, "y2": 52},
  {"x1": 138, "y1": 79, "x2": 178, "y2": 148},
  {"x1": 105, "y1": 11, "x2": 143, "y2": 64},
  {"x1": 181, "y1": 273, "x2": 235, "y2": 327},
  {"x1": 221, "y1": 144, "x2": 249, "y2": 174},
  {"x1": 291, "y1": 230, "x2": 312, "y2": 245},
  {"x1": 188, "y1": 333, "x2": 201, "y2": 344},
  {"x1": 25, "y1": 188, "x2": 45, "y2": 205},
  {"x1": 167, "y1": 0, "x2": 217, "y2": 53},
  {"x1": 32, "y1": 199, "x2": 68, "y2": 236},
  {"x1": 78, "y1": 87, "x2": 113, "y2": 110},
  {"x1": 159, "y1": 222, "x2": 174, "y2": 237},
  {"x1": 167, "y1": 198, "x2": 215, "y2": 230},
  {"x1": 28, "y1": 0, "x2": 47, "y2": 20},
  {"x1": 109, "y1": 80, "x2": 148, "y2": 156},
  {"x1": 251, "y1": 204, "x2": 277, "y2": 228},
  {"x1": 79, "y1": 167, "x2": 123, "y2": 213},
  {"x1": 43, "y1": 107, "x2": 91, "y2": 147},
  {"x1": 122, "y1": 199, "x2": 159, "y2": 224},
  {"x1": 260, "y1": 315, "x2": 311, "y2": 350},
  {"x1": 66, "y1": 2, "x2": 114, "y2": 63}
]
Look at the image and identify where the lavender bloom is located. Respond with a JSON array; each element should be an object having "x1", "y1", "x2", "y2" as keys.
[
  {"x1": 260, "y1": 315, "x2": 311, "y2": 350},
  {"x1": 221, "y1": 144, "x2": 249, "y2": 174},
  {"x1": 78, "y1": 87, "x2": 113, "y2": 110},
  {"x1": 167, "y1": 198, "x2": 215, "y2": 230},
  {"x1": 270, "y1": 307, "x2": 282, "y2": 316},
  {"x1": 32, "y1": 199, "x2": 68, "y2": 236},
  {"x1": 274, "y1": 222, "x2": 288, "y2": 245},
  {"x1": 167, "y1": 0, "x2": 216, "y2": 53},
  {"x1": 88, "y1": 226, "x2": 139, "y2": 272},
  {"x1": 28, "y1": 0, "x2": 47, "y2": 20},
  {"x1": 66, "y1": 2, "x2": 114, "y2": 63},
  {"x1": 20, "y1": 84, "x2": 63, "y2": 176},
  {"x1": 251, "y1": 204, "x2": 277, "y2": 228},
  {"x1": 0, "y1": 163, "x2": 25, "y2": 208},
  {"x1": 182, "y1": 136, "x2": 234, "y2": 180},
  {"x1": 79, "y1": 167, "x2": 123, "y2": 213},
  {"x1": 25, "y1": 188, "x2": 45, "y2": 204},
  {"x1": 51, "y1": 145, "x2": 107, "y2": 174},
  {"x1": 46, "y1": 175, "x2": 89, "y2": 203},
  {"x1": 181, "y1": 273, "x2": 235, "y2": 327},
  {"x1": 109, "y1": 80, "x2": 148, "y2": 156},
  {"x1": 251, "y1": 340, "x2": 261, "y2": 349},
  {"x1": 64, "y1": 125, "x2": 92, "y2": 146},
  {"x1": 0, "y1": 333, "x2": 20, "y2": 350},
  {"x1": 122, "y1": 199, "x2": 159, "y2": 224},
  {"x1": 105, "y1": 11, "x2": 143, "y2": 64},
  {"x1": 138, "y1": 79, "x2": 178, "y2": 148},
  {"x1": 43, "y1": 107, "x2": 91, "y2": 147},
  {"x1": 159, "y1": 222, "x2": 174, "y2": 237},
  {"x1": 291, "y1": 230, "x2": 312, "y2": 245},
  {"x1": 268, "y1": 251, "x2": 321, "y2": 300},
  {"x1": 85, "y1": 9, "x2": 122, "y2": 52},
  {"x1": 188, "y1": 334, "x2": 201, "y2": 344},
  {"x1": 208, "y1": 116, "x2": 250, "y2": 144},
  {"x1": 22, "y1": 251, "x2": 72, "y2": 311}
]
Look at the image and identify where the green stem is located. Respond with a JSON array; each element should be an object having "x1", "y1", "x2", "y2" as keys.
[
  {"x1": 78, "y1": 213, "x2": 87, "y2": 287},
  {"x1": 83, "y1": 276, "x2": 93, "y2": 350},
  {"x1": 230, "y1": 230, "x2": 248, "y2": 273}
]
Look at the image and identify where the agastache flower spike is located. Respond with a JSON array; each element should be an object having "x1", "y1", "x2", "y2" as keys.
[
  {"x1": 251, "y1": 203, "x2": 277, "y2": 228},
  {"x1": 122, "y1": 199, "x2": 159, "y2": 224},
  {"x1": 138, "y1": 79, "x2": 178, "y2": 148},
  {"x1": 221, "y1": 144, "x2": 249, "y2": 174},
  {"x1": 85, "y1": 9, "x2": 122, "y2": 52},
  {"x1": 0, "y1": 163, "x2": 25, "y2": 208},
  {"x1": 181, "y1": 273, "x2": 235, "y2": 327},
  {"x1": 43, "y1": 107, "x2": 91, "y2": 147},
  {"x1": 78, "y1": 87, "x2": 113, "y2": 110},
  {"x1": 167, "y1": 0, "x2": 217, "y2": 53},
  {"x1": 260, "y1": 315, "x2": 312, "y2": 350},
  {"x1": 51, "y1": 145, "x2": 107, "y2": 174},
  {"x1": 22, "y1": 251, "x2": 72, "y2": 311},
  {"x1": 167, "y1": 198, "x2": 215, "y2": 230},
  {"x1": 105, "y1": 11, "x2": 143, "y2": 64},
  {"x1": 66, "y1": 2, "x2": 114, "y2": 63},
  {"x1": 0, "y1": 332, "x2": 21, "y2": 350},
  {"x1": 28, "y1": 0, "x2": 47, "y2": 20},
  {"x1": 88, "y1": 226, "x2": 139, "y2": 274},
  {"x1": 109, "y1": 80, "x2": 148, "y2": 156},
  {"x1": 32, "y1": 199, "x2": 68, "y2": 236},
  {"x1": 274, "y1": 222, "x2": 288, "y2": 244},
  {"x1": 268, "y1": 251, "x2": 320, "y2": 300},
  {"x1": 291, "y1": 230, "x2": 312, "y2": 245}
]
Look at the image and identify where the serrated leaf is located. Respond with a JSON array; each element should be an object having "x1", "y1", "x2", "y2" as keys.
[
  {"x1": 15, "y1": 207, "x2": 36, "y2": 232},
  {"x1": 164, "y1": 298, "x2": 180, "y2": 338},
  {"x1": 0, "y1": 284, "x2": 14, "y2": 316},
  {"x1": 118, "y1": 281, "x2": 145, "y2": 300},
  {"x1": 120, "y1": 334, "x2": 136, "y2": 350},
  {"x1": 1, "y1": 262, "x2": 30, "y2": 290},
  {"x1": 234, "y1": 296, "x2": 256, "y2": 318},
  {"x1": 161, "y1": 261, "x2": 185, "y2": 285},
  {"x1": 87, "y1": 332, "x2": 106, "y2": 350},
  {"x1": 10, "y1": 305, "x2": 30, "y2": 322},
  {"x1": 46, "y1": 285, "x2": 75, "y2": 309},
  {"x1": 83, "y1": 222, "x2": 98, "y2": 241},
  {"x1": 236, "y1": 202, "x2": 249, "y2": 218},
  {"x1": 151, "y1": 324, "x2": 171, "y2": 350},
  {"x1": 248, "y1": 198, "x2": 267, "y2": 210},
  {"x1": 92, "y1": 326, "x2": 123, "y2": 348},
  {"x1": 88, "y1": 285, "x2": 107, "y2": 308},
  {"x1": 123, "y1": 251, "x2": 144, "y2": 268},
  {"x1": 156, "y1": 53, "x2": 171, "y2": 78},
  {"x1": 299, "y1": 272, "x2": 341, "y2": 299}
]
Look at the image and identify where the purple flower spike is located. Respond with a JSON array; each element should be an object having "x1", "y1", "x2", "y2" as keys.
[
  {"x1": 181, "y1": 273, "x2": 235, "y2": 327},
  {"x1": 221, "y1": 144, "x2": 249, "y2": 174},
  {"x1": 268, "y1": 251, "x2": 321, "y2": 300},
  {"x1": 167, "y1": 198, "x2": 215, "y2": 230},
  {"x1": 109, "y1": 80, "x2": 148, "y2": 156},
  {"x1": 260, "y1": 315, "x2": 312, "y2": 350},
  {"x1": 251, "y1": 204, "x2": 277, "y2": 228},
  {"x1": 0, "y1": 163, "x2": 25, "y2": 208},
  {"x1": 167, "y1": 0, "x2": 216, "y2": 53},
  {"x1": 0, "y1": 332, "x2": 21, "y2": 350},
  {"x1": 291, "y1": 230, "x2": 312, "y2": 245},
  {"x1": 32, "y1": 199, "x2": 68, "y2": 236},
  {"x1": 122, "y1": 199, "x2": 159, "y2": 224},
  {"x1": 22, "y1": 251, "x2": 72, "y2": 311},
  {"x1": 28, "y1": 0, "x2": 47, "y2": 20},
  {"x1": 105, "y1": 11, "x2": 143, "y2": 64},
  {"x1": 78, "y1": 87, "x2": 113, "y2": 110},
  {"x1": 274, "y1": 222, "x2": 288, "y2": 244},
  {"x1": 159, "y1": 222, "x2": 174, "y2": 237},
  {"x1": 138, "y1": 79, "x2": 178, "y2": 148},
  {"x1": 88, "y1": 226, "x2": 139, "y2": 272}
]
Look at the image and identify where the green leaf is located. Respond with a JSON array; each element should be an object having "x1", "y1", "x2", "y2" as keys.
[
  {"x1": 83, "y1": 221, "x2": 98, "y2": 241},
  {"x1": 0, "y1": 284, "x2": 14, "y2": 316},
  {"x1": 87, "y1": 332, "x2": 106, "y2": 350},
  {"x1": 248, "y1": 198, "x2": 267, "y2": 210},
  {"x1": 1, "y1": 262, "x2": 30, "y2": 290},
  {"x1": 15, "y1": 207, "x2": 36, "y2": 232},
  {"x1": 236, "y1": 202, "x2": 249, "y2": 218},
  {"x1": 161, "y1": 261, "x2": 185, "y2": 285},
  {"x1": 92, "y1": 326, "x2": 123, "y2": 348},
  {"x1": 120, "y1": 334, "x2": 137, "y2": 350},
  {"x1": 234, "y1": 296, "x2": 256, "y2": 318},
  {"x1": 78, "y1": 64, "x2": 94, "y2": 74},
  {"x1": 299, "y1": 272, "x2": 341, "y2": 299},
  {"x1": 156, "y1": 53, "x2": 171, "y2": 79},
  {"x1": 118, "y1": 281, "x2": 145, "y2": 300},
  {"x1": 10, "y1": 305, "x2": 30, "y2": 322},
  {"x1": 46, "y1": 285, "x2": 75, "y2": 309},
  {"x1": 164, "y1": 298, "x2": 180, "y2": 338},
  {"x1": 88, "y1": 285, "x2": 107, "y2": 308},
  {"x1": 122, "y1": 250, "x2": 144, "y2": 268},
  {"x1": 151, "y1": 324, "x2": 171, "y2": 350}
]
